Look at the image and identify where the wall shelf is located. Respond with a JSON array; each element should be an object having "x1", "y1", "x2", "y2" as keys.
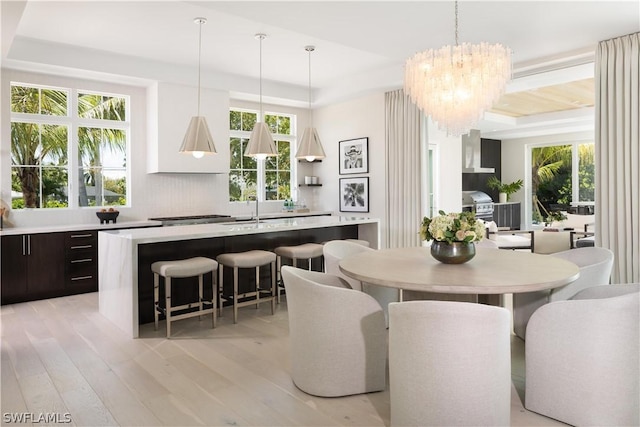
[{"x1": 299, "y1": 184, "x2": 322, "y2": 187}]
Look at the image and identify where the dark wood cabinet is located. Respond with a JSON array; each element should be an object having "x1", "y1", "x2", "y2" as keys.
[
  {"x1": 1, "y1": 235, "x2": 28, "y2": 303},
  {"x1": 64, "y1": 231, "x2": 98, "y2": 294},
  {"x1": 493, "y1": 203, "x2": 521, "y2": 230},
  {"x1": 1, "y1": 232, "x2": 66, "y2": 304}
]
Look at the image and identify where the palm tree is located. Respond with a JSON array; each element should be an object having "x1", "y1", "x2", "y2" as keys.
[
  {"x1": 11, "y1": 87, "x2": 67, "y2": 208},
  {"x1": 343, "y1": 183, "x2": 364, "y2": 207},
  {"x1": 531, "y1": 145, "x2": 571, "y2": 221},
  {"x1": 10, "y1": 86, "x2": 126, "y2": 208}
]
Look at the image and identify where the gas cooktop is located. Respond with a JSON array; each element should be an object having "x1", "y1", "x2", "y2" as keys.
[{"x1": 148, "y1": 214, "x2": 234, "y2": 226}]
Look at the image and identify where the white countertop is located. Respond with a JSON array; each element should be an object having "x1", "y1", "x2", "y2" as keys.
[
  {"x1": 0, "y1": 220, "x2": 161, "y2": 236},
  {"x1": 233, "y1": 210, "x2": 333, "y2": 221},
  {"x1": 100, "y1": 216, "x2": 379, "y2": 245}
]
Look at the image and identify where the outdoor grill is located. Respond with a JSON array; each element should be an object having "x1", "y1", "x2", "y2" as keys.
[{"x1": 462, "y1": 191, "x2": 495, "y2": 221}]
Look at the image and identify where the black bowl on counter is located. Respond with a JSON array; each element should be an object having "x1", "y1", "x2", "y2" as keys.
[{"x1": 96, "y1": 211, "x2": 119, "y2": 224}]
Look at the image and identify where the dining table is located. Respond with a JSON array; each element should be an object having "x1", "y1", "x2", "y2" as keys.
[{"x1": 339, "y1": 246, "x2": 580, "y2": 298}]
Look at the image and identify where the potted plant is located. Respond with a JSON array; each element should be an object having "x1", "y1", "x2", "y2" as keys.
[
  {"x1": 486, "y1": 176, "x2": 524, "y2": 203},
  {"x1": 545, "y1": 211, "x2": 568, "y2": 227}
]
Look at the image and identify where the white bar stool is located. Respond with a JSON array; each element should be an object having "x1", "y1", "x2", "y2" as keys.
[
  {"x1": 274, "y1": 242, "x2": 324, "y2": 303},
  {"x1": 216, "y1": 250, "x2": 277, "y2": 324},
  {"x1": 152, "y1": 256, "x2": 218, "y2": 338}
]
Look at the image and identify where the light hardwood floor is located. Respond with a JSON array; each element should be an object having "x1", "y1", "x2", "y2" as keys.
[{"x1": 1, "y1": 293, "x2": 567, "y2": 426}]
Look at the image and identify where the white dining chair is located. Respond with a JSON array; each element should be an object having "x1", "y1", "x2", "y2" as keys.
[
  {"x1": 323, "y1": 239, "x2": 373, "y2": 291},
  {"x1": 513, "y1": 246, "x2": 614, "y2": 339},
  {"x1": 323, "y1": 239, "x2": 398, "y2": 325},
  {"x1": 389, "y1": 300, "x2": 511, "y2": 426},
  {"x1": 525, "y1": 283, "x2": 639, "y2": 426},
  {"x1": 280, "y1": 266, "x2": 387, "y2": 397}
]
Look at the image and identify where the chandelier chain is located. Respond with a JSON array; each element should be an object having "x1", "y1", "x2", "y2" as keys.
[{"x1": 454, "y1": 1, "x2": 459, "y2": 46}]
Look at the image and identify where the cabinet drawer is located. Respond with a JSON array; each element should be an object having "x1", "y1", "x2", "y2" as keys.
[
  {"x1": 68, "y1": 258, "x2": 97, "y2": 276},
  {"x1": 65, "y1": 231, "x2": 97, "y2": 249}
]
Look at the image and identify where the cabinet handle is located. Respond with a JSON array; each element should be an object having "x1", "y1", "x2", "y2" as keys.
[
  {"x1": 70, "y1": 245, "x2": 93, "y2": 250},
  {"x1": 22, "y1": 235, "x2": 26, "y2": 256},
  {"x1": 27, "y1": 235, "x2": 31, "y2": 255},
  {"x1": 70, "y1": 234, "x2": 93, "y2": 238},
  {"x1": 71, "y1": 275, "x2": 93, "y2": 281},
  {"x1": 71, "y1": 258, "x2": 93, "y2": 264}
]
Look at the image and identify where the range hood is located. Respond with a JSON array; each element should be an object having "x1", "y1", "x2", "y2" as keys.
[{"x1": 462, "y1": 129, "x2": 495, "y2": 174}]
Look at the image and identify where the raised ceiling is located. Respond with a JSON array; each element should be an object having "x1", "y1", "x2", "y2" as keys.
[
  {"x1": 2, "y1": 1, "x2": 638, "y2": 139},
  {"x1": 490, "y1": 78, "x2": 595, "y2": 118}
]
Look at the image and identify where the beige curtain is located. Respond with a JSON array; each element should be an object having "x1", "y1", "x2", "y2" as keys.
[
  {"x1": 385, "y1": 89, "x2": 423, "y2": 248},
  {"x1": 595, "y1": 32, "x2": 640, "y2": 283}
]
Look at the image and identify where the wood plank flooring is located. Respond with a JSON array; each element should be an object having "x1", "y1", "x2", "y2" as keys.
[{"x1": 1, "y1": 293, "x2": 567, "y2": 426}]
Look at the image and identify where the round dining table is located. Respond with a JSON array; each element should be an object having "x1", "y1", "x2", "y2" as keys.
[{"x1": 339, "y1": 246, "x2": 580, "y2": 295}]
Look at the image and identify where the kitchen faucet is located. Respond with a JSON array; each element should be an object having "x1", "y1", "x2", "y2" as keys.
[{"x1": 248, "y1": 195, "x2": 259, "y2": 224}]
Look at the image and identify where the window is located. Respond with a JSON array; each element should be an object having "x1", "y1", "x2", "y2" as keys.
[
  {"x1": 10, "y1": 83, "x2": 129, "y2": 209},
  {"x1": 529, "y1": 141, "x2": 595, "y2": 224},
  {"x1": 229, "y1": 108, "x2": 294, "y2": 202}
]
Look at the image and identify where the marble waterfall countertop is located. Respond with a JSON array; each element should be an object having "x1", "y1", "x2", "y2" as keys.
[
  {"x1": 100, "y1": 215, "x2": 379, "y2": 245},
  {"x1": 98, "y1": 215, "x2": 380, "y2": 338}
]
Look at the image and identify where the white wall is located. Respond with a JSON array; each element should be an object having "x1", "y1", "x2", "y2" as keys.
[
  {"x1": 313, "y1": 93, "x2": 387, "y2": 246},
  {"x1": 426, "y1": 118, "x2": 463, "y2": 214}
]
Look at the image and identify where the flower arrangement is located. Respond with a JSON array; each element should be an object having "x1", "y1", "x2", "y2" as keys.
[{"x1": 420, "y1": 210, "x2": 486, "y2": 244}]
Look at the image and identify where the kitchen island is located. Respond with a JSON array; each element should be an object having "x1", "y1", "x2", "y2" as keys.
[{"x1": 98, "y1": 216, "x2": 379, "y2": 338}]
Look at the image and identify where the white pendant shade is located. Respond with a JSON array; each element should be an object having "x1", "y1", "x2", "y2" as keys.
[
  {"x1": 180, "y1": 17, "x2": 217, "y2": 158},
  {"x1": 180, "y1": 116, "x2": 216, "y2": 157},
  {"x1": 244, "y1": 121, "x2": 277, "y2": 158},
  {"x1": 295, "y1": 127, "x2": 325, "y2": 161}
]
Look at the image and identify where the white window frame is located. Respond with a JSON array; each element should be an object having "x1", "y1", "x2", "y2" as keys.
[
  {"x1": 524, "y1": 139, "x2": 595, "y2": 228},
  {"x1": 229, "y1": 107, "x2": 296, "y2": 203},
  {"x1": 9, "y1": 81, "x2": 131, "y2": 210}
]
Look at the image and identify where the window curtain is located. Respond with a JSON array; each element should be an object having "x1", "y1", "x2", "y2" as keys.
[
  {"x1": 595, "y1": 32, "x2": 640, "y2": 283},
  {"x1": 385, "y1": 89, "x2": 423, "y2": 248}
]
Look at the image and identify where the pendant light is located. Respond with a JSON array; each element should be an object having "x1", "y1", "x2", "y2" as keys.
[
  {"x1": 295, "y1": 46, "x2": 326, "y2": 162},
  {"x1": 244, "y1": 33, "x2": 277, "y2": 160},
  {"x1": 179, "y1": 17, "x2": 217, "y2": 158}
]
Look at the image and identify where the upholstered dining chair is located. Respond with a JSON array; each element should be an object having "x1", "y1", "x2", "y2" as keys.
[
  {"x1": 388, "y1": 300, "x2": 511, "y2": 426},
  {"x1": 513, "y1": 246, "x2": 614, "y2": 339},
  {"x1": 280, "y1": 266, "x2": 387, "y2": 397},
  {"x1": 323, "y1": 239, "x2": 397, "y2": 324},
  {"x1": 323, "y1": 239, "x2": 373, "y2": 291},
  {"x1": 525, "y1": 283, "x2": 640, "y2": 426}
]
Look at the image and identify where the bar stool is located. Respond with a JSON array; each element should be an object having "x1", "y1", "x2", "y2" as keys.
[
  {"x1": 216, "y1": 250, "x2": 277, "y2": 324},
  {"x1": 274, "y1": 242, "x2": 324, "y2": 303},
  {"x1": 152, "y1": 256, "x2": 218, "y2": 338}
]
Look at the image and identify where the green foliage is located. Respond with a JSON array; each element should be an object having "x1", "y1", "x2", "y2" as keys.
[
  {"x1": 10, "y1": 84, "x2": 128, "y2": 209},
  {"x1": 546, "y1": 211, "x2": 568, "y2": 224},
  {"x1": 486, "y1": 176, "x2": 523, "y2": 200}
]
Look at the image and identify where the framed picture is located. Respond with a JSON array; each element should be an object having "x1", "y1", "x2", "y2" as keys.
[
  {"x1": 339, "y1": 137, "x2": 368, "y2": 175},
  {"x1": 339, "y1": 177, "x2": 369, "y2": 212}
]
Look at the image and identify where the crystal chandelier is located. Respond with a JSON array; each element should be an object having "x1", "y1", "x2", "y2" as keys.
[{"x1": 404, "y1": 1, "x2": 512, "y2": 137}]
